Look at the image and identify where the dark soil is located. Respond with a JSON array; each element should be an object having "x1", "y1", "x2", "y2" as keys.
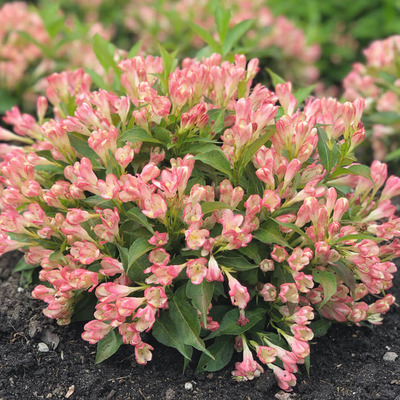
[{"x1": 1, "y1": 252, "x2": 400, "y2": 400}]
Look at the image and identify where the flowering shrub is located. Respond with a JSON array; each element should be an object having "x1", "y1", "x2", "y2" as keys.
[
  {"x1": 123, "y1": 1, "x2": 320, "y2": 85},
  {"x1": 343, "y1": 36, "x2": 400, "y2": 162},
  {"x1": 0, "y1": 51, "x2": 399, "y2": 392},
  {"x1": 0, "y1": 1, "x2": 112, "y2": 112}
]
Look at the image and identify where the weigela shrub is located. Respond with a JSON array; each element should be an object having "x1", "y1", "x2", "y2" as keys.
[
  {"x1": 343, "y1": 35, "x2": 400, "y2": 162},
  {"x1": 0, "y1": 53, "x2": 399, "y2": 392}
]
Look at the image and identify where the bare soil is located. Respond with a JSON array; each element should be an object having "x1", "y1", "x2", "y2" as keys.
[{"x1": 1, "y1": 252, "x2": 400, "y2": 400}]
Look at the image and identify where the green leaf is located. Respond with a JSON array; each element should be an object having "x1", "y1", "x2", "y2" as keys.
[
  {"x1": 39, "y1": 2, "x2": 64, "y2": 38},
  {"x1": 95, "y1": 329, "x2": 123, "y2": 364},
  {"x1": 194, "y1": 150, "x2": 232, "y2": 178},
  {"x1": 304, "y1": 354, "x2": 311, "y2": 377},
  {"x1": 126, "y1": 207, "x2": 155, "y2": 234},
  {"x1": 128, "y1": 41, "x2": 143, "y2": 58},
  {"x1": 196, "y1": 336, "x2": 235, "y2": 372},
  {"x1": 127, "y1": 237, "x2": 153, "y2": 272},
  {"x1": 207, "y1": 108, "x2": 227, "y2": 134},
  {"x1": 67, "y1": 132, "x2": 101, "y2": 166},
  {"x1": 386, "y1": 147, "x2": 400, "y2": 162},
  {"x1": 206, "y1": 308, "x2": 266, "y2": 339},
  {"x1": 84, "y1": 68, "x2": 108, "y2": 90},
  {"x1": 153, "y1": 127, "x2": 171, "y2": 145},
  {"x1": 312, "y1": 270, "x2": 337, "y2": 308},
  {"x1": 238, "y1": 242, "x2": 262, "y2": 264},
  {"x1": 201, "y1": 201, "x2": 233, "y2": 214},
  {"x1": 158, "y1": 44, "x2": 178, "y2": 79},
  {"x1": 93, "y1": 33, "x2": 118, "y2": 73},
  {"x1": 331, "y1": 261, "x2": 356, "y2": 298},
  {"x1": 190, "y1": 22, "x2": 220, "y2": 53},
  {"x1": 169, "y1": 294, "x2": 214, "y2": 358},
  {"x1": 317, "y1": 128, "x2": 339, "y2": 174},
  {"x1": 13, "y1": 258, "x2": 37, "y2": 272},
  {"x1": 222, "y1": 19, "x2": 254, "y2": 56},
  {"x1": 215, "y1": 6, "x2": 231, "y2": 44},
  {"x1": 332, "y1": 233, "x2": 383, "y2": 244},
  {"x1": 310, "y1": 318, "x2": 332, "y2": 337},
  {"x1": 293, "y1": 84, "x2": 316, "y2": 105},
  {"x1": 266, "y1": 68, "x2": 286, "y2": 86},
  {"x1": 271, "y1": 217, "x2": 310, "y2": 241},
  {"x1": 329, "y1": 165, "x2": 372, "y2": 181},
  {"x1": 239, "y1": 126, "x2": 276, "y2": 172},
  {"x1": 217, "y1": 255, "x2": 259, "y2": 271},
  {"x1": 186, "y1": 280, "x2": 214, "y2": 326},
  {"x1": 117, "y1": 127, "x2": 162, "y2": 146},
  {"x1": 254, "y1": 220, "x2": 289, "y2": 247},
  {"x1": 71, "y1": 292, "x2": 98, "y2": 322},
  {"x1": 152, "y1": 310, "x2": 193, "y2": 360}
]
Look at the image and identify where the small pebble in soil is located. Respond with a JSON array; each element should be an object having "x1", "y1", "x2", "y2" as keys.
[
  {"x1": 17, "y1": 287, "x2": 24, "y2": 293},
  {"x1": 38, "y1": 342, "x2": 49, "y2": 353},
  {"x1": 184, "y1": 382, "x2": 193, "y2": 391},
  {"x1": 165, "y1": 388, "x2": 175, "y2": 400},
  {"x1": 383, "y1": 352, "x2": 398, "y2": 362}
]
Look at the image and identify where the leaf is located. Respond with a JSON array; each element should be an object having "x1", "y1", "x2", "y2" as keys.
[
  {"x1": 196, "y1": 336, "x2": 235, "y2": 372},
  {"x1": 152, "y1": 310, "x2": 193, "y2": 360},
  {"x1": 71, "y1": 292, "x2": 98, "y2": 322},
  {"x1": 128, "y1": 41, "x2": 143, "y2": 58},
  {"x1": 238, "y1": 242, "x2": 262, "y2": 264},
  {"x1": 293, "y1": 84, "x2": 317, "y2": 105},
  {"x1": 85, "y1": 68, "x2": 108, "y2": 90},
  {"x1": 126, "y1": 207, "x2": 155, "y2": 234},
  {"x1": 239, "y1": 126, "x2": 276, "y2": 172},
  {"x1": 310, "y1": 318, "x2": 332, "y2": 337},
  {"x1": 190, "y1": 22, "x2": 220, "y2": 53},
  {"x1": 67, "y1": 132, "x2": 101, "y2": 166},
  {"x1": 169, "y1": 294, "x2": 214, "y2": 358},
  {"x1": 217, "y1": 255, "x2": 259, "y2": 271},
  {"x1": 201, "y1": 201, "x2": 233, "y2": 214},
  {"x1": 332, "y1": 233, "x2": 383, "y2": 244},
  {"x1": 331, "y1": 261, "x2": 356, "y2": 298},
  {"x1": 271, "y1": 217, "x2": 310, "y2": 241},
  {"x1": 95, "y1": 329, "x2": 123, "y2": 364},
  {"x1": 158, "y1": 44, "x2": 178, "y2": 79},
  {"x1": 222, "y1": 19, "x2": 254, "y2": 56},
  {"x1": 386, "y1": 147, "x2": 400, "y2": 162},
  {"x1": 127, "y1": 237, "x2": 153, "y2": 271},
  {"x1": 317, "y1": 128, "x2": 339, "y2": 174},
  {"x1": 13, "y1": 258, "x2": 37, "y2": 272},
  {"x1": 215, "y1": 6, "x2": 231, "y2": 44},
  {"x1": 194, "y1": 150, "x2": 232, "y2": 178},
  {"x1": 153, "y1": 127, "x2": 171, "y2": 145},
  {"x1": 266, "y1": 68, "x2": 286, "y2": 86},
  {"x1": 186, "y1": 281, "x2": 214, "y2": 326},
  {"x1": 312, "y1": 270, "x2": 337, "y2": 308},
  {"x1": 93, "y1": 33, "x2": 118, "y2": 73},
  {"x1": 117, "y1": 127, "x2": 162, "y2": 146},
  {"x1": 304, "y1": 354, "x2": 311, "y2": 377},
  {"x1": 207, "y1": 108, "x2": 227, "y2": 134},
  {"x1": 329, "y1": 164, "x2": 372, "y2": 181},
  {"x1": 206, "y1": 308, "x2": 266, "y2": 339},
  {"x1": 253, "y1": 221, "x2": 289, "y2": 247},
  {"x1": 39, "y1": 2, "x2": 64, "y2": 38}
]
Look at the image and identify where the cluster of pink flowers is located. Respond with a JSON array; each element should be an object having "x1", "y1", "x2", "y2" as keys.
[
  {"x1": 0, "y1": 2, "x2": 49, "y2": 90},
  {"x1": 0, "y1": 53, "x2": 398, "y2": 392},
  {"x1": 0, "y1": 2, "x2": 112, "y2": 105},
  {"x1": 343, "y1": 35, "x2": 400, "y2": 160},
  {"x1": 124, "y1": 0, "x2": 320, "y2": 84}
]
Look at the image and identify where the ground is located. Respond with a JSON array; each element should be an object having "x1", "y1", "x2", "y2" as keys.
[{"x1": 1, "y1": 252, "x2": 400, "y2": 400}]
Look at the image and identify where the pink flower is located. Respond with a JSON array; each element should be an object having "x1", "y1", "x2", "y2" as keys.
[
  {"x1": 186, "y1": 258, "x2": 208, "y2": 285},
  {"x1": 271, "y1": 245, "x2": 289, "y2": 262},
  {"x1": 279, "y1": 283, "x2": 299, "y2": 303},
  {"x1": 70, "y1": 240, "x2": 101, "y2": 264},
  {"x1": 205, "y1": 255, "x2": 224, "y2": 282},
  {"x1": 227, "y1": 275, "x2": 250, "y2": 309},
  {"x1": 135, "y1": 342, "x2": 154, "y2": 365},
  {"x1": 82, "y1": 320, "x2": 112, "y2": 344}
]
